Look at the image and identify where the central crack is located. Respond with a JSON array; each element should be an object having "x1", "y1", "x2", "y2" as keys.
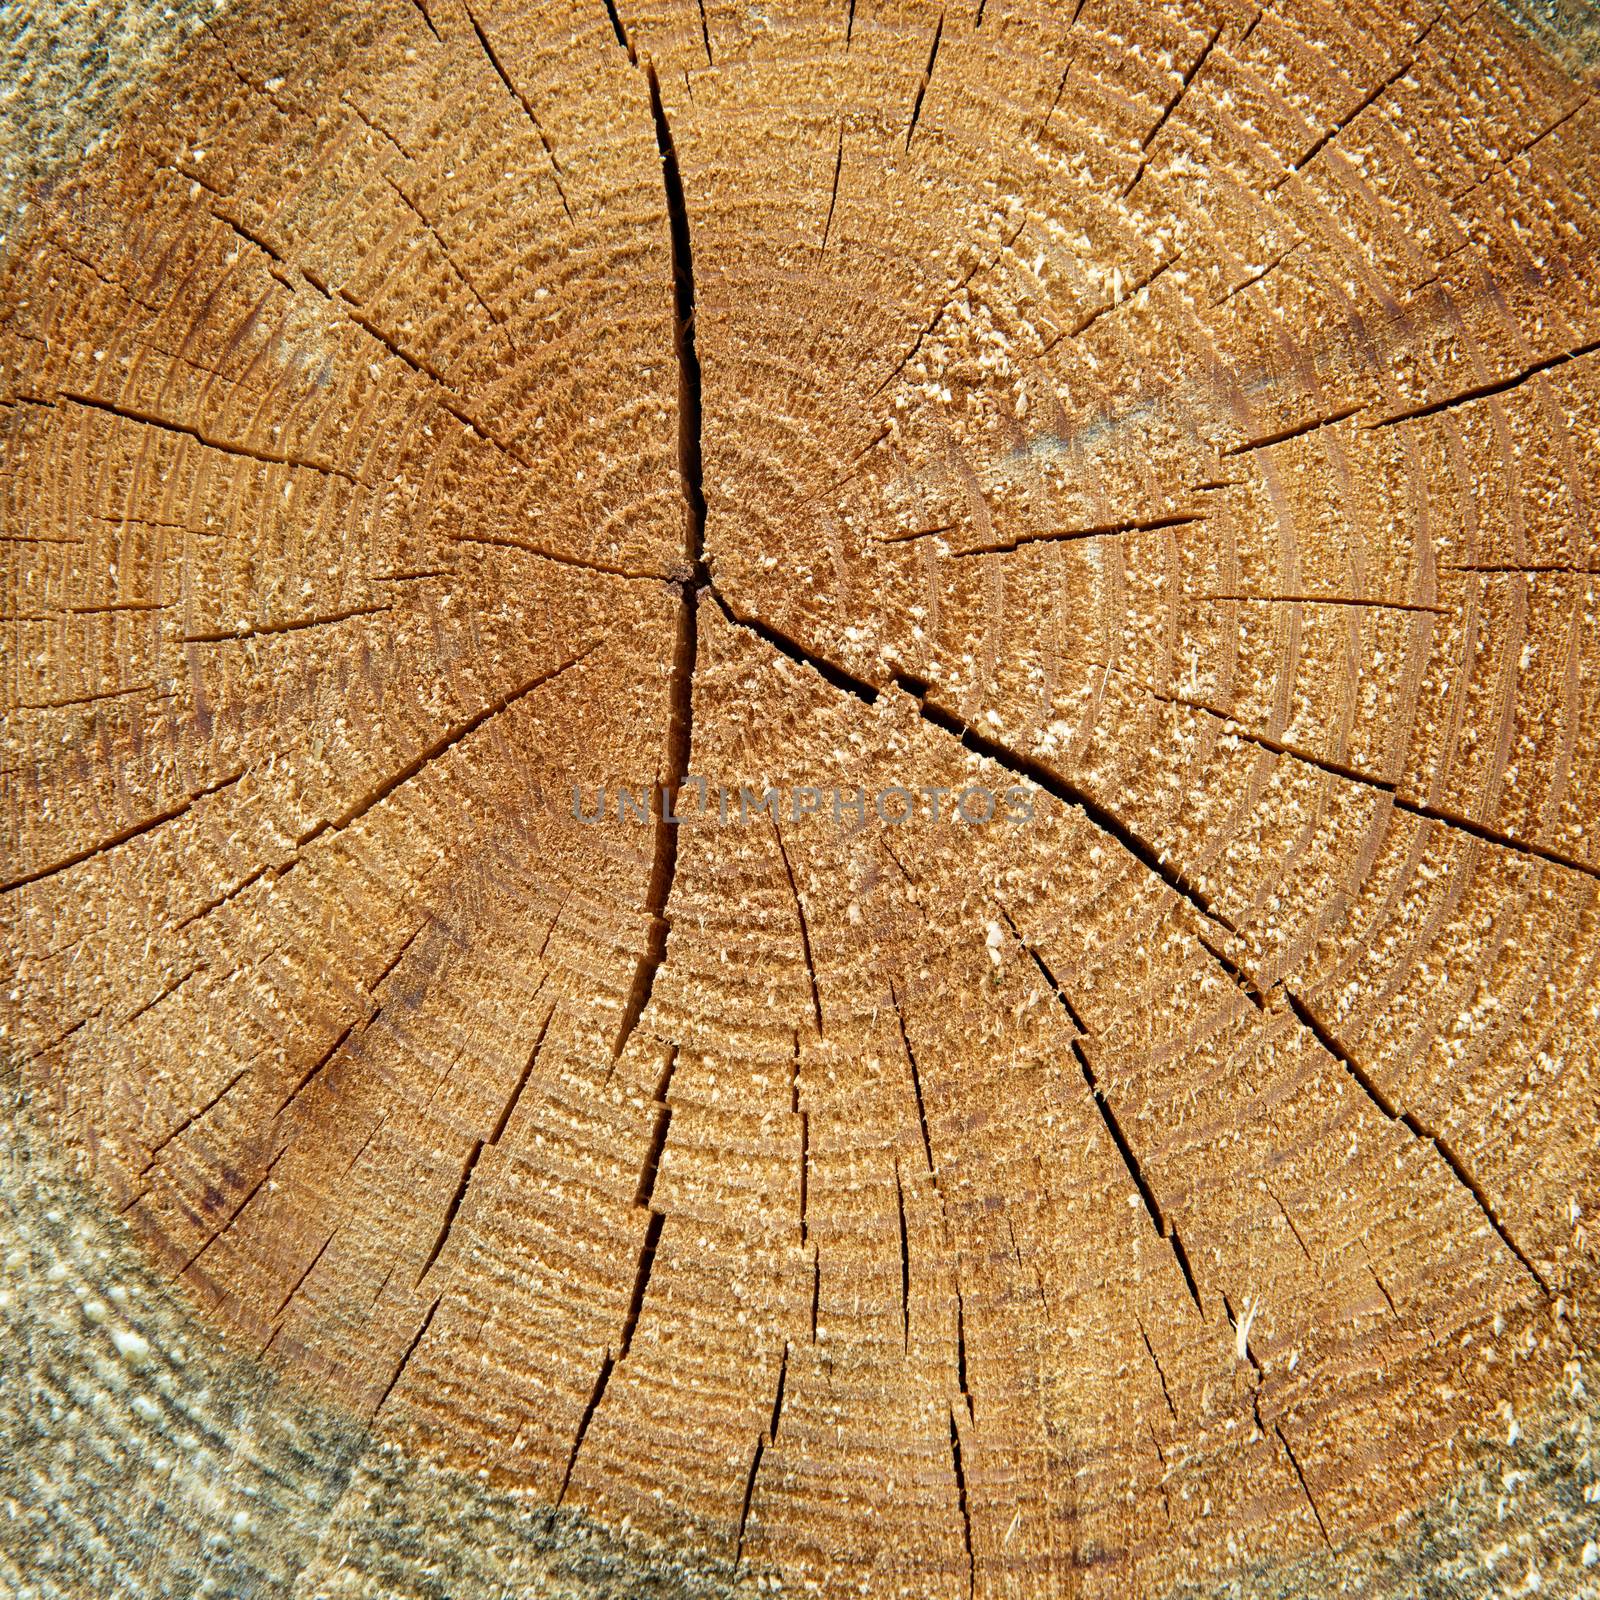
[{"x1": 614, "y1": 60, "x2": 707, "y2": 1059}]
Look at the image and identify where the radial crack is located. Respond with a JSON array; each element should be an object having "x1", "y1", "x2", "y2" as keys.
[
  {"x1": 905, "y1": 14, "x2": 945, "y2": 149},
  {"x1": 415, "y1": 1141, "x2": 485, "y2": 1286},
  {"x1": 182, "y1": 602, "x2": 392, "y2": 643},
  {"x1": 1132, "y1": 672, "x2": 1600, "y2": 883},
  {"x1": 557, "y1": 1354, "x2": 615, "y2": 1506},
  {"x1": 613, "y1": 62, "x2": 708, "y2": 1061},
  {"x1": 296, "y1": 646, "x2": 595, "y2": 849},
  {"x1": 820, "y1": 122, "x2": 844, "y2": 251},
  {"x1": 1281, "y1": 988, "x2": 1549, "y2": 1293},
  {"x1": 895, "y1": 1157, "x2": 911, "y2": 1351},
  {"x1": 734, "y1": 1344, "x2": 789, "y2": 1568},
  {"x1": 460, "y1": 0, "x2": 575, "y2": 221},
  {"x1": 634, "y1": 1045, "x2": 677, "y2": 1208},
  {"x1": 374, "y1": 1295, "x2": 442, "y2": 1414},
  {"x1": 711, "y1": 598, "x2": 1235, "y2": 936},
  {"x1": 1123, "y1": 23, "x2": 1221, "y2": 194},
  {"x1": 896, "y1": 677, "x2": 1232, "y2": 933},
  {"x1": 3, "y1": 769, "x2": 244, "y2": 895},
  {"x1": 1222, "y1": 405, "x2": 1364, "y2": 455},
  {"x1": 771, "y1": 816, "x2": 824, "y2": 1036},
  {"x1": 450, "y1": 531, "x2": 668, "y2": 581},
  {"x1": 949, "y1": 1407, "x2": 976, "y2": 1600},
  {"x1": 951, "y1": 508, "x2": 1201, "y2": 556},
  {"x1": 49, "y1": 393, "x2": 356, "y2": 481},
  {"x1": 954, "y1": 1282, "x2": 973, "y2": 1416},
  {"x1": 888, "y1": 977, "x2": 936, "y2": 1173},
  {"x1": 999, "y1": 910, "x2": 1203, "y2": 1313},
  {"x1": 1371, "y1": 337, "x2": 1600, "y2": 427},
  {"x1": 1136, "y1": 1312, "x2": 1179, "y2": 1421}
]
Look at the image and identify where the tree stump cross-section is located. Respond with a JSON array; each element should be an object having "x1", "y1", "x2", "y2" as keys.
[{"x1": 2, "y1": 0, "x2": 1600, "y2": 1596}]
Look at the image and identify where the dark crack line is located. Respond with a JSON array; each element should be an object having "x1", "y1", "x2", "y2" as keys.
[
  {"x1": 3, "y1": 769, "x2": 244, "y2": 894},
  {"x1": 708, "y1": 597, "x2": 1234, "y2": 935},
  {"x1": 271, "y1": 916, "x2": 430, "y2": 1120},
  {"x1": 602, "y1": 0, "x2": 633, "y2": 55},
  {"x1": 490, "y1": 1001, "x2": 557, "y2": 1143},
  {"x1": 1369, "y1": 1261, "x2": 1399, "y2": 1318},
  {"x1": 1124, "y1": 23, "x2": 1221, "y2": 195},
  {"x1": 954, "y1": 1282, "x2": 973, "y2": 1417},
  {"x1": 17, "y1": 681, "x2": 152, "y2": 713},
  {"x1": 275, "y1": 1020, "x2": 362, "y2": 1117},
  {"x1": 558, "y1": 1202, "x2": 665, "y2": 1507},
  {"x1": 895, "y1": 1157, "x2": 912, "y2": 1351},
  {"x1": 1222, "y1": 404, "x2": 1364, "y2": 455},
  {"x1": 951, "y1": 509, "x2": 1201, "y2": 557},
  {"x1": 182, "y1": 603, "x2": 392, "y2": 643},
  {"x1": 1136, "y1": 1312, "x2": 1179, "y2": 1420},
  {"x1": 210, "y1": 208, "x2": 284, "y2": 265},
  {"x1": 888, "y1": 977, "x2": 936, "y2": 1174},
  {"x1": 178, "y1": 1142, "x2": 290, "y2": 1277},
  {"x1": 382, "y1": 176, "x2": 519, "y2": 349},
  {"x1": 1448, "y1": 93, "x2": 1592, "y2": 207},
  {"x1": 415, "y1": 1140, "x2": 485, "y2": 1286},
  {"x1": 905, "y1": 13, "x2": 945, "y2": 150},
  {"x1": 556, "y1": 1354, "x2": 615, "y2": 1508},
  {"x1": 341, "y1": 94, "x2": 421, "y2": 163},
  {"x1": 124, "y1": 964, "x2": 203, "y2": 1025},
  {"x1": 1268, "y1": 1184, "x2": 1314, "y2": 1265},
  {"x1": 297, "y1": 646, "x2": 596, "y2": 849},
  {"x1": 1056, "y1": 250, "x2": 1183, "y2": 340},
  {"x1": 1224, "y1": 1289, "x2": 1336, "y2": 1552},
  {"x1": 461, "y1": 0, "x2": 575, "y2": 221},
  {"x1": 1271, "y1": 11, "x2": 1442, "y2": 192},
  {"x1": 734, "y1": 1439, "x2": 766, "y2": 1568},
  {"x1": 142, "y1": 1063, "x2": 251, "y2": 1168},
  {"x1": 1195, "y1": 930, "x2": 1267, "y2": 1012},
  {"x1": 613, "y1": 62, "x2": 707, "y2": 1061},
  {"x1": 273, "y1": 1228, "x2": 337, "y2": 1318},
  {"x1": 1215, "y1": 243, "x2": 1302, "y2": 306},
  {"x1": 997, "y1": 907, "x2": 1203, "y2": 1314},
  {"x1": 635, "y1": 1046, "x2": 678, "y2": 1208},
  {"x1": 1277, "y1": 1423, "x2": 1332, "y2": 1546},
  {"x1": 45, "y1": 393, "x2": 355, "y2": 482},
  {"x1": 383, "y1": 1026, "x2": 521, "y2": 1293},
  {"x1": 872, "y1": 214, "x2": 1029, "y2": 396},
  {"x1": 1131, "y1": 675, "x2": 1600, "y2": 885},
  {"x1": 771, "y1": 815, "x2": 824, "y2": 1036},
  {"x1": 820, "y1": 121, "x2": 844, "y2": 253},
  {"x1": 1371, "y1": 337, "x2": 1600, "y2": 428},
  {"x1": 895, "y1": 676, "x2": 1233, "y2": 933},
  {"x1": 734, "y1": 1344, "x2": 790, "y2": 1569},
  {"x1": 1281, "y1": 988, "x2": 1548, "y2": 1293},
  {"x1": 374, "y1": 1295, "x2": 441, "y2": 1414},
  {"x1": 407, "y1": 0, "x2": 442, "y2": 43},
  {"x1": 450, "y1": 531, "x2": 668, "y2": 581},
  {"x1": 949, "y1": 1408, "x2": 975, "y2": 1600},
  {"x1": 877, "y1": 521, "x2": 955, "y2": 545},
  {"x1": 618, "y1": 1210, "x2": 665, "y2": 1360},
  {"x1": 799, "y1": 1109, "x2": 811, "y2": 1245},
  {"x1": 1201, "y1": 592, "x2": 1445, "y2": 614},
  {"x1": 709, "y1": 589, "x2": 879, "y2": 701}
]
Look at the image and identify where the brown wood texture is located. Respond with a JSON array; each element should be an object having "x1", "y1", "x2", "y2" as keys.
[{"x1": 3, "y1": 0, "x2": 1600, "y2": 1595}]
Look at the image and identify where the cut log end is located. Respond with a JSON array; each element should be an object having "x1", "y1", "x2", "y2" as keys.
[{"x1": 3, "y1": 0, "x2": 1600, "y2": 1596}]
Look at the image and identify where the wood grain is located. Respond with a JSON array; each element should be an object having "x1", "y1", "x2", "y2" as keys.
[{"x1": 2, "y1": 0, "x2": 1599, "y2": 1594}]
